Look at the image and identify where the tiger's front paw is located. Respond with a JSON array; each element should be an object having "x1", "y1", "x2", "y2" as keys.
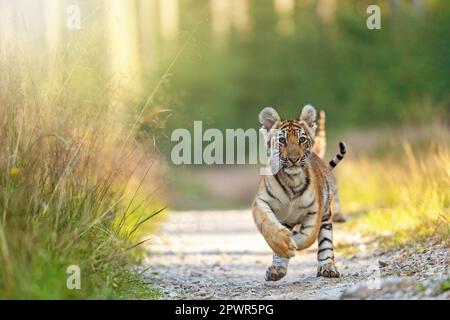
[
  {"x1": 265, "y1": 265, "x2": 287, "y2": 281},
  {"x1": 265, "y1": 227, "x2": 297, "y2": 259},
  {"x1": 317, "y1": 262, "x2": 340, "y2": 278}
]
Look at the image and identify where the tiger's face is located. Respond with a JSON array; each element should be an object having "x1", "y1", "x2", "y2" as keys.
[
  {"x1": 259, "y1": 105, "x2": 317, "y2": 174},
  {"x1": 276, "y1": 120, "x2": 313, "y2": 170}
]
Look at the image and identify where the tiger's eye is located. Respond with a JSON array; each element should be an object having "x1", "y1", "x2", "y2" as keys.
[
  {"x1": 299, "y1": 137, "x2": 306, "y2": 143},
  {"x1": 279, "y1": 137, "x2": 286, "y2": 144}
]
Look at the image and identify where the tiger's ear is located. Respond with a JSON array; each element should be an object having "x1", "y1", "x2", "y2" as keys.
[
  {"x1": 299, "y1": 104, "x2": 317, "y2": 128},
  {"x1": 259, "y1": 107, "x2": 280, "y2": 130}
]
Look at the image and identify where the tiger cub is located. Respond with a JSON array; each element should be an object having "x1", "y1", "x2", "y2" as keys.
[{"x1": 252, "y1": 105, "x2": 346, "y2": 281}]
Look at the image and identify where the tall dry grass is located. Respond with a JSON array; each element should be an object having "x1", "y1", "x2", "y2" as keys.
[
  {"x1": 338, "y1": 125, "x2": 450, "y2": 248},
  {"x1": 0, "y1": 39, "x2": 163, "y2": 299}
]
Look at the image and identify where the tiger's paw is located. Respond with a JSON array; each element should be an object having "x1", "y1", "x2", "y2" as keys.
[
  {"x1": 265, "y1": 265, "x2": 287, "y2": 281},
  {"x1": 317, "y1": 262, "x2": 340, "y2": 278},
  {"x1": 265, "y1": 227, "x2": 297, "y2": 259}
]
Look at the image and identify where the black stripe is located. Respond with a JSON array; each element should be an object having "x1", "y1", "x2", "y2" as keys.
[
  {"x1": 297, "y1": 197, "x2": 317, "y2": 210},
  {"x1": 287, "y1": 174, "x2": 299, "y2": 182},
  {"x1": 336, "y1": 154, "x2": 343, "y2": 160},
  {"x1": 318, "y1": 255, "x2": 334, "y2": 261},
  {"x1": 321, "y1": 214, "x2": 330, "y2": 222},
  {"x1": 318, "y1": 248, "x2": 333, "y2": 254},
  {"x1": 282, "y1": 223, "x2": 292, "y2": 229},
  {"x1": 288, "y1": 170, "x2": 301, "y2": 178},
  {"x1": 258, "y1": 198, "x2": 276, "y2": 214},
  {"x1": 264, "y1": 180, "x2": 279, "y2": 201},
  {"x1": 318, "y1": 238, "x2": 332, "y2": 246},
  {"x1": 274, "y1": 173, "x2": 290, "y2": 197},
  {"x1": 289, "y1": 184, "x2": 297, "y2": 194},
  {"x1": 329, "y1": 160, "x2": 336, "y2": 168},
  {"x1": 320, "y1": 223, "x2": 332, "y2": 230},
  {"x1": 293, "y1": 174, "x2": 310, "y2": 199},
  {"x1": 306, "y1": 211, "x2": 317, "y2": 216}
]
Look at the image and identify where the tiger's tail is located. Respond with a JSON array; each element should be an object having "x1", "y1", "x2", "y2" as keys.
[
  {"x1": 313, "y1": 110, "x2": 326, "y2": 159},
  {"x1": 328, "y1": 142, "x2": 347, "y2": 170}
]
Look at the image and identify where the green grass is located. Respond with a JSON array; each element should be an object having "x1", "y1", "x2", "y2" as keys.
[
  {"x1": 439, "y1": 279, "x2": 450, "y2": 294},
  {"x1": 3, "y1": 242, "x2": 160, "y2": 299}
]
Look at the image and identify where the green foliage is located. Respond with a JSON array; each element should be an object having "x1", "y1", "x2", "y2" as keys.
[
  {"x1": 151, "y1": 1, "x2": 450, "y2": 140},
  {"x1": 439, "y1": 279, "x2": 450, "y2": 293}
]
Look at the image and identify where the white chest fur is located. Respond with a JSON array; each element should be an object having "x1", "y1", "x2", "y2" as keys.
[{"x1": 264, "y1": 170, "x2": 318, "y2": 226}]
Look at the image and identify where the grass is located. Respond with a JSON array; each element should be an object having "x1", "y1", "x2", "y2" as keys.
[
  {"x1": 439, "y1": 279, "x2": 450, "y2": 293},
  {"x1": 337, "y1": 128, "x2": 450, "y2": 250},
  {"x1": 0, "y1": 30, "x2": 163, "y2": 299}
]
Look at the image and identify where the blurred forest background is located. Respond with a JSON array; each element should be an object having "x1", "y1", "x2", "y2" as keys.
[{"x1": 0, "y1": 0, "x2": 448, "y2": 299}]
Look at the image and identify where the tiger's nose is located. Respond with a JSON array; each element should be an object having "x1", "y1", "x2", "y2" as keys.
[{"x1": 289, "y1": 156, "x2": 300, "y2": 164}]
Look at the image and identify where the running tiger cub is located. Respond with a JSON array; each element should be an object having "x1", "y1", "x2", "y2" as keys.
[{"x1": 252, "y1": 105, "x2": 347, "y2": 281}]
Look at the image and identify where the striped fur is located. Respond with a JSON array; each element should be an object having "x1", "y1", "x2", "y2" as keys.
[
  {"x1": 328, "y1": 141, "x2": 347, "y2": 170},
  {"x1": 252, "y1": 105, "x2": 346, "y2": 281}
]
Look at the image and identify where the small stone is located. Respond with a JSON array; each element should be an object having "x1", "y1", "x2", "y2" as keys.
[{"x1": 378, "y1": 260, "x2": 389, "y2": 267}]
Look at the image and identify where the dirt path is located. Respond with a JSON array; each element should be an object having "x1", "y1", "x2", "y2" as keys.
[{"x1": 141, "y1": 210, "x2": 449, "y2": 300}]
